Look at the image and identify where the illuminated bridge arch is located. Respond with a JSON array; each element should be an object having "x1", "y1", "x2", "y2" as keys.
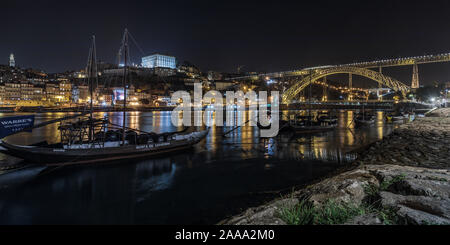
[{"x1": 282, "y1": 67, "x2": 410, "y2": 104}]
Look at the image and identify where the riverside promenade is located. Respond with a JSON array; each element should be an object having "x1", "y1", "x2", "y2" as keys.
[{"x1": 223, "y1": 108, "x2": 450, "y2": 225}]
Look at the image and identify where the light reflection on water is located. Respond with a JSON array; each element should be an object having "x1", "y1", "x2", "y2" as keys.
[{"x1": 0, "y1": 110, "x2": 398, "y2": 224}]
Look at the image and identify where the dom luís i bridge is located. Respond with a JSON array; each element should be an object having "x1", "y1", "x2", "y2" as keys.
[{"x1": 227, "y1": 53, "x2": 450, "y2": 110}]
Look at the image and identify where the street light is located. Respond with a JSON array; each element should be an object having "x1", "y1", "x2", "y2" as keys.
[{"x1": 446, "y1": 89, "x2": 449, "y2": 107}]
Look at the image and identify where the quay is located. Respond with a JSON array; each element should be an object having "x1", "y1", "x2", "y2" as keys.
[
  {"x1": 0, "y1": 101, "x2": 433, "y2": 113},
  {"x1": 0, "y1": 106, "x2": 177, "y2": 113}
]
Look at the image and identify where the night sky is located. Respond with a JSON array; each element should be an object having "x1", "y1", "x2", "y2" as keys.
[{"x1": 2, "y1": 0, "x2": 450, "y2": 84}]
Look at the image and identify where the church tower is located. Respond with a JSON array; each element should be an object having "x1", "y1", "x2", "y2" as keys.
[{"x1": 9, "y1": 53, "x2": 15, "y2": 67}]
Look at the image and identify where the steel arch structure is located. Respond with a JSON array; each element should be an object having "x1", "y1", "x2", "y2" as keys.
[{"x1": 282, "y1": 67, "x2": 410, "y2": 104}]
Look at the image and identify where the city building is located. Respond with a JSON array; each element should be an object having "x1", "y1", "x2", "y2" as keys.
[
  {"x1": 214, "y1": 81, "x2": 236, "y2": 91},
  {"x1": 178, "y1": 62, "x2": 201, "y2": 78},
  {"x1": 102, "y1": 67, "x2": 154, "y2": 77},
  {"x1": 149, "y1": 95, "x2": 176, "y2": 107},
  {"x1": 104, "y1": 66, "x2": 176, "y2": 77},
  {"x1": 207, "y1": 71, "x2": 223, "y2": 81},
  {"x1": 73, "y1": 71, "x2": 87, "y2": 79},
  {"x1": 1, "y1": 82, "x2": 44, "y2": 101},
  {"x1": 44, "y1": 80, "x2": 71, "y2": 103},
  {"x1": 0, "y1": 84, "x2": 4, "y2": 99},
  {"x1": 96, "y1": 90, "x2": 113, "y2": 106},
  {"x1": 141, "y1": 54, "x2": 176, "y2": 69},
  {"x1": 111, "y1": 86, "x2": 135, "y2": 105},
  {"x1": 20, "y1": 82, "x2": 44, "y2": 101},
  {"x1": 152, "y1": 67, "x2": 176, "y2": 77},
  {"x1": 58, "y1": 79, "x2": 72, "y2": 102},
  {"x1": 72, "y1": 85, "x2": 89, "y2": 103},
  {"x1": 134, "y1": 89, "x2": 151, "y2": 101},
  {"x1": 3, "y1": 83, "x2": 21, "y2": 100},
  {"x1": 9, "y1": 54, "x2": 15, "y2": 67},
  {"x1": 45, "y1": 83, "x2": 59, "y2": 102}
]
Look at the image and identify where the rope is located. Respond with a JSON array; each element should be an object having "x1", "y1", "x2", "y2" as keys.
[{"x1": 128, "y1": 31, "x2": 146, "y2": 56}]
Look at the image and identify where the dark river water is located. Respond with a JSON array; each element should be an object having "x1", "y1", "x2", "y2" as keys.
[{"x1": 0, "y1": 110, "x2": 400, "y2": 224}]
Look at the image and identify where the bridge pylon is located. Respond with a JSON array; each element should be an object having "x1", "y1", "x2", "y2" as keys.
[
  {"x1": 411, "y1": 64, "x2": 420, "y2": 89},
  {"x1": 378, "y1": 66, "x2": 383, "y2": 101},
  {"x1": 348, "y1": 73, "x2": 353, "y2": 101},
  {"x1": 322, "y1": 77, "x2": 327, "y2": 101}
]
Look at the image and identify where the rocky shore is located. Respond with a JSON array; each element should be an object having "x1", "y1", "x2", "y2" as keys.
[{"x1": 222, "y1": 108, "x2": 450, "y2": 225}]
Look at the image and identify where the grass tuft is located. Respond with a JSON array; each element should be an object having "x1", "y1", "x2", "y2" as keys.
[
  {"x1": 377, "y1": 207, "x2": 400, "y2": 225},
  {"x1": 279, "y1": 199, "x2": 367, "y2": 225},
  {"x1": 279, "y1": 174, "x2": 409, "y2": 225},
  {"x1": 278, "y1": 200, "x2": 315, "y2": 225},
  {"x1": 361, "y1": 174, "x2": 407, "y2": 225},
  {"x1": 379, "y1": 174, "x2": 406, "y2": 191}
]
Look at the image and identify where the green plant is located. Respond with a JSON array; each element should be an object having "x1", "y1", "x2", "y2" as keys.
[
  {"x1": 380, "y1": 174, "x2": 406, "y2": 191},
  {"x1": 278, "y1": 199, "x2": 315, "y2": 225},
  {"x1": 313, "y1": 200, "x2": 366, "y2": 225},
  {"x1": 362, "y1": 176, "x2": 406, "y2": 225},
  {"x1": 279, "y1": 199, "x2": 367, "y2": 225},
  {"x1": 279, "y1": 174, "x2": 409, "y2": 226},
  {"x1": 377, "y1": 207, "x2": 400, "y2": 225},
  {"x1": 363, "y1": 183, "x2": 379, "y2": 197}
]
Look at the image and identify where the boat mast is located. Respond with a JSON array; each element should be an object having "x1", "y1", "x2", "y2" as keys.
[
  {"x1": 87, "y1": 35, "x2": 97, "y2": 142},
  {"x1": 363, "y1": 104, "x2": 365, "y2": 121},
  {"x1": 121, "y1": 29, "x2": 129, "y2": 145}
]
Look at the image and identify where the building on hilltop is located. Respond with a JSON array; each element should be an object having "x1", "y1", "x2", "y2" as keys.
[
  {"x1": 141, "y1": 54, "x2": 177, "y2": 77},
  {"x1": 141, "y1": 54, "x2": 176, "y2": 69},
  {"x1": 9, "y1": 54, "x2": 15, "y2": 67}
]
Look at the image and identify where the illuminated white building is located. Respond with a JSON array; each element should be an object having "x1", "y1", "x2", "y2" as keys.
[
  {"x1": 9, "y1": 54, "x2": 15, "y2": 67},
  {"x1": 141, "y1": 54, "x2": 176, "y2": 69}
]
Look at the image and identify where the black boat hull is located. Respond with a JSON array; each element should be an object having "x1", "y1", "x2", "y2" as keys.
[
  {"x1": 354, "y1": 120, "x2": 375, "y2": 127},
  {"x1": 0, "y1": 131, "x2": 208, "y2": 166}
]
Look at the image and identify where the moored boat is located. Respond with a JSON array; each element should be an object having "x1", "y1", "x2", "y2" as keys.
[
  {"x1": 288, "y1": 115, "x2": 337, "y2": 134},
  {"x1": 0, "y1": 125, "x2": 208, "y2": 166},
  {"x1": 388, "y1": 111, "x2": 409, "y2": 122},
  {"x1": 354, "y1": 112, "x2": 375, "y2": 127},
  {"x1": 288, "y1": 124, "x2": 337, "y2": 134},
  {"x1": 392, "y1": 115, "x2": 405, "y2": 122},
  {"x1": 316, "y1": 112, "x2": 338, "y2": 125}
]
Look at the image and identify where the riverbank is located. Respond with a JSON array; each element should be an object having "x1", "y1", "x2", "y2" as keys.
[
  {"x1": 0, "y1": 106, "x2": 176, "y2": 113},
  {"x1": 0, "y1": 100, "x2": 432, "y2": 113},
  {"x1": 222, "y1": 108, "x2": 450, "y2": 225}
]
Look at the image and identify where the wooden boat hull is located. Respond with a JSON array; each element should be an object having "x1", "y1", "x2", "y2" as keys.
[{"x1": 0, "y1": 130, "x2": 208, "y2": 166}]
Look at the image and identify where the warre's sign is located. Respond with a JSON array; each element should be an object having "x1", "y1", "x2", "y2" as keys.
[{"x1": 0, "y1": 115, "x2": 35, "y2": 138}]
